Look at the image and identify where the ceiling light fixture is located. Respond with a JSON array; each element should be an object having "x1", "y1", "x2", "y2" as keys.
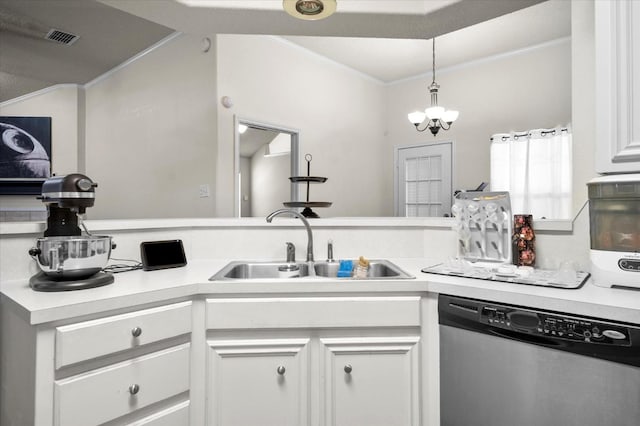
[
  {"x1": 283, "y1": 0, "x2": 337, "y2": 20},
  {"x1": 408, "y1": 38, "x2": 459, "y2": 136}
]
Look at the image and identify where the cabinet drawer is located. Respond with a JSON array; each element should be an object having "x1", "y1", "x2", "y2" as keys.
[
  {"x1": 55, "y1": 301, "x2": 192, "y2": 369},
  {"x1": 126, "y1": 400, "x2": 190, "y2": 426},
  {"x1": 206, "y1": 296, "x2": 421, "y2": 329},
  {"x1": 55, "y1": 344, "x2": 190, "y2": 426}
]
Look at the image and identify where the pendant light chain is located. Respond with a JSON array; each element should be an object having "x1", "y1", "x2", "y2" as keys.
[{"x1": 432, "y1": 38, "x2": 436, "y2": 85}]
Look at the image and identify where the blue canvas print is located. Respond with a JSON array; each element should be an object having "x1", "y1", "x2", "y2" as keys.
[{"x1": 0, "y1": 116, "x2": 52, "y2": 194}]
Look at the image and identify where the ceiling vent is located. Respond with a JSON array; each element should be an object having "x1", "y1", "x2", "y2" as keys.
[{"x1": 45, "y1": 29, "x2": 79, "y2": 45}]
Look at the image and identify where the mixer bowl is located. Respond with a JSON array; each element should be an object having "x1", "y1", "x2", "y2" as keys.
[{"x1": 29, "y1": 235, "x2": 114, "y2": 280}]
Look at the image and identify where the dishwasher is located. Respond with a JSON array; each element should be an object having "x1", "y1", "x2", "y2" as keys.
[{"x1": 439, "y1": 294, "x2": 640, "y2": 426}]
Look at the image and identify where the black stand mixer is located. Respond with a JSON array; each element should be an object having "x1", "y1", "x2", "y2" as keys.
[{"x1": 28, "y1": 174, "x2": 115, "y2": 291}]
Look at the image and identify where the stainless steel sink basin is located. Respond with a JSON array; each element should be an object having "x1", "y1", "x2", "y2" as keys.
[
  {"x1": 314, "y1": 259, "x2": 414, "y2": 279},
  {"x1": 210, "y1": 261, "x2": 311, "y2": 280},
  {"x1": 209, "y1": 259, "x2": 413, "y2": 281}
]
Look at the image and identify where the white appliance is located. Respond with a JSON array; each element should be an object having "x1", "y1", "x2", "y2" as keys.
[{"x1": 588, "y1": 173, "x2": 640, "y2": 288}]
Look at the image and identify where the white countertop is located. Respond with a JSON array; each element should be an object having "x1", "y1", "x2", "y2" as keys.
[{"x1": 1, "y1": 258, "x2": 639, "y2": 325}]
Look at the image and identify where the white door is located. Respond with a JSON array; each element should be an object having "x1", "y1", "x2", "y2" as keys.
[
  {"x1": 395, "y1": 142, "x2": 452, "y2": 217},
  {"x1": 206, "y1": 338, "x2": 310, "y2": 426},
  {"x1": 320, "y1": 336, "x2": 421, "y2": 426}
]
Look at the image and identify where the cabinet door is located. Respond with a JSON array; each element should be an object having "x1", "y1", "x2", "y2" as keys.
[
  {"x1": 321, "y1": 336, "x2": 421, "y2": 426},
  {"x1": 55, "y1": 301, "x2": 192, "y2": 369},
  {"x1": 207, "y1": 338, "x2": 310, "y2": 426},
  {"x1": 596, "y1": 0, "x2": 640, "y2": 173},
  {"x1": 55, "y1": 344, "x2": 190, "y2": 426}
]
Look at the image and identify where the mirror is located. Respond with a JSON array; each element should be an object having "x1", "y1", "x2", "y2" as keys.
[
  {"x1": 0, "y1": 0, "x2": 575, "y2": 220},
  {"x1": 235, "y1": 118, "x2": 299, "y2": 217}
]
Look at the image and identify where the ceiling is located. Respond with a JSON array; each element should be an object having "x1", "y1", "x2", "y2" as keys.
[
  {"x1": 281, "y1": 0, "x2": 570, "y2": 83},
  {"x1": 0, "y1": 0, "x2": 173, "y2": 101},
  {"x1": 0, "y1": 0, "x2": 568, "y2": 103},
  {"x1": 240, "y1": 127, "x2": 281, "y2": 158}
]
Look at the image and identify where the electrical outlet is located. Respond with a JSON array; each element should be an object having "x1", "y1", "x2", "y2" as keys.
[{"x1": 199, "y1": 184, "x2": 210, "y2": 198}]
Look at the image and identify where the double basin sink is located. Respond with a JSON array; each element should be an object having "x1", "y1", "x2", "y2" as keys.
[{"x1": 209, "y1": 259, "x2": 414, "y2": 281}]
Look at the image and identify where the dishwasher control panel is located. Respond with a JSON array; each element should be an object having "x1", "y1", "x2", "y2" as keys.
[{"x1": 480, "y1": 306, "x2": 631, "y2": 346}]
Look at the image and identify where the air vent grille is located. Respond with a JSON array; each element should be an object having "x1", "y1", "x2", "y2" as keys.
[{"x1": 45, "y1": 29, "x2": 79, "y2": 45}]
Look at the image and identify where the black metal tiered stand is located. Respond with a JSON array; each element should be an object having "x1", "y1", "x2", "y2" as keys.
[{"x1": 284, "y1": 154, "x2": 332, "y2": 218}]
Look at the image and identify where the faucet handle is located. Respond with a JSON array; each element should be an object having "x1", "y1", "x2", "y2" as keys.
[
  {"x1": 285, "y1": 242, "x2": 296, "y2": 263},
  {"x1": 327, "y1": 239, "x2": 334, "y2": 262}
]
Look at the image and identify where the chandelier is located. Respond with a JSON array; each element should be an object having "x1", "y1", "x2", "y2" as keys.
[{"x1": 408, "y1": 38, "x2": 459, "y2": 136}]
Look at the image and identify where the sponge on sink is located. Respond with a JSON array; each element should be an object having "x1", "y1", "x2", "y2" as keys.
[{"x1": 337, "y1": 260, "x2": 353, "y2": 277}]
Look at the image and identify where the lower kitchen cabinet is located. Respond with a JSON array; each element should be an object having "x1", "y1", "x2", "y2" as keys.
[
  {"x1": 321, "y1": 336, "x2": 420, "y2": 426},
  {"x1": 0, "y1": 300, "x2": 193, "y2": 426},
  {"x1": 1, "y1": 292, "x2": 434, "y2": 425},
  {"x1": 207, "y1": 337, "x2": 310, "y2": 426},
  {"x1": 205, "y1": 295, "x2": 423, "y2": 426},
  {"x1": 54, "y1": 344, "x2": 190, "y2": 426}
]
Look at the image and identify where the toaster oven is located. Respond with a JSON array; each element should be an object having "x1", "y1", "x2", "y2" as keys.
[{"x1": 588, "y1": 174, "x2": 640, "y2": 288}]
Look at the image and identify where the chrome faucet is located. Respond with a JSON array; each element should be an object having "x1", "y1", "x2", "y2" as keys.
[
  {"x1": 327, "y1": 239, "x2": 334, "y2": 262},
  {"x1": 266, "y1": 209, "x2": 314, "y2": 262}
]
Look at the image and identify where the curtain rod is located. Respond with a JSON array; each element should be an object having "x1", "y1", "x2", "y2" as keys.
[{"x1": 490, "y1": 127, "x2": 569, "y2": 141}]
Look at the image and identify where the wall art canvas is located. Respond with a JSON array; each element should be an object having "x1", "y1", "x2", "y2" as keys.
[{"x1": 0, "y1": 116, "x2": 52, "y2": 195}]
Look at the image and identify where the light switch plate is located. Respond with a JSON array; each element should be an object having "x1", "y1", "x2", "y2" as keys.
[{"x1": 199, "y1": 184, "x2": 210, "y2": 198}]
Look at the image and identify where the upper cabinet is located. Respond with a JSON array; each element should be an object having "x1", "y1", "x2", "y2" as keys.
[{"x1": 596, "y1": 0, "x2": 640, "y2": 174}]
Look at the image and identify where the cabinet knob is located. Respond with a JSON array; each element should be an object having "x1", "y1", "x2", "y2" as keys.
[
  {"x1": 129, "y1": 384, "x2": 140, "y2": 395},
  {"x1": 276, "y1": 365, "x2": 286, "y2": 375},
  {"x1": 131, "y1": 327, "x2": 142, "y2": 337},
  {"x1": 344, "y1": 364, "x2": 353, "y2": 374}
]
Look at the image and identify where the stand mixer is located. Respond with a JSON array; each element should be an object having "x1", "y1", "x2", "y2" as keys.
[{"x1": 28, "y1": 173, "x2": 115, "y2": 291}]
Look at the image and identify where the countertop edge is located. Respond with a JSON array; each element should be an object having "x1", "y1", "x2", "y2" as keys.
[{"x1": 2, "y1": 259, "x2": 638, "y2": 325}]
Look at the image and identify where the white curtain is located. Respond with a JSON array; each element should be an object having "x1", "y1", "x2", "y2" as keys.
[{"x1": 490, "y1": 127, "x2": 572, "y2": 219}]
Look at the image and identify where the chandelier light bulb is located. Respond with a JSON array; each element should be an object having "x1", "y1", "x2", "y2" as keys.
[
  {"x1": 408, "y1": 111, "x2": 427, "y2": 125},
  {"x1": 442, "y1": 110, "x2": 459, "y2": 123},
  {"x1": 425, "y1": 106, "x2": 445, "y2": 120}
]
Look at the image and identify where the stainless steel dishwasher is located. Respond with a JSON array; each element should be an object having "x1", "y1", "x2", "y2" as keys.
[{"x1": 439, "y1": 294, "x2": 640, "y2": 426}]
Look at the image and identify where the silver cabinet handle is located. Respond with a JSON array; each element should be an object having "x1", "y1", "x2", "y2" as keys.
[
  {"x1": 129, "y1": 384, "x2": 140, "y2": 395},
  {"x1": 344, "y1": 364, "x2": 353, "y2": 374},
  {"x1": 131, "y1": 327, "x2": 142, "y2": 337},
  {"x1": 277, "y1": 365, "x2": 286, "y2": 375}
]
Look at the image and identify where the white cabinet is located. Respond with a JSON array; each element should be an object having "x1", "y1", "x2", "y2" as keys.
[
  {"x1": 55, "y1": 301, "x2": 192, "y2": 369},
  {"x1": 596, "y1": 0, "x2": 640, "y2": 173},
  {"x1": 207, "y1": 338, "x2": 310, "y2": 426},
  {"x1": 55, "y1": 344, "x2": 191, "y2": 426},
  {"x1": 205, "y1": 296, "x2": 423, "y2": 426},
  {"x1": 321, "y1": 336, "x2": 421, "y2": 426},
  {"x1": 2, "y1": 292, "x2": 435, "y2": 425},
  {"x1": 0, "y1": 301, "x2": 193, "y2": 426}
]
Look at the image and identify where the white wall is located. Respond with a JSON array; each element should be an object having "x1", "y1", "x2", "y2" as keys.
[
  {"x1": 239, "y1": 156, "x2": 251, "y2": 216},
  {"x1": 386, "y1": 38, "x2": 572, "y2": 194},
  {"x1": 216, "y1": 35, "x2": 389, "y2": 217},
  {"x1": 250, "y1": 151, "x2": 290, "y2": 217},
  {"x1": 0, "y1": 85, "x2": 81, "y2": 218},
  {"x1": 571, "y1": 0, "x2": 596, "y2": 214},
  {"x1": 84, "y1": 34, "x2": 218, "y2": 219}
]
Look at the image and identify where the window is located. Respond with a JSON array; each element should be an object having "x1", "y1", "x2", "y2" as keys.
[{"x1": 490, "y1": 128, "x2": 572, "y2": 219}]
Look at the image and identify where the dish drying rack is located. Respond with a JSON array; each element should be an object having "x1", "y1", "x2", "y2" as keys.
[
  {"x1": 283, "y1": 154, "x2": 332, "y2": 218},
  {"x1": 452, "y1": 191, "x2": 512, "y2": 262}
]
